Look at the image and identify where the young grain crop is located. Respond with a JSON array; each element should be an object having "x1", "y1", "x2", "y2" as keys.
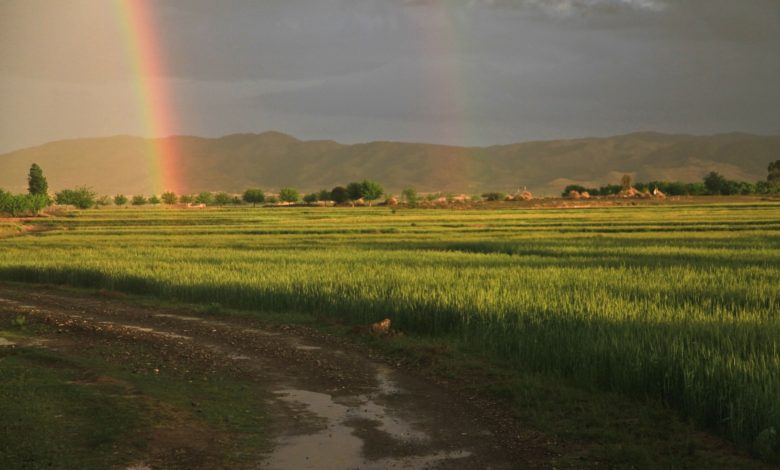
[{"x1": 1, "y1": 203, "x2": 778, "y2": 449}]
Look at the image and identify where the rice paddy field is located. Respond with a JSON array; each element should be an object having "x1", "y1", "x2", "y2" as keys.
[{"x1": 1, "y1": 202, "x2": 778, "y2": 452}]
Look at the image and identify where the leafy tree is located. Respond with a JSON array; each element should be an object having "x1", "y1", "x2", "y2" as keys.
[
  {"x1": 242, "y1": 188, "x2": 265, "y2": 207},
  {"x1": 360, "y1": 180, "x2": 384, "y2": 206},
  {"x1": 148, "y1": 195, "x2": 161, "y2": 205},
  {"x1": 161, "y1": 191, "x2": 178, "y2": 204},
  {"x1": 114, "y1": 194, "x2": 128, "y2": 206},
  {"x1": 179, "y1": 194, "x2": 194, "y2": 204},
  {"x1": 266, "y1": 195, "x2": 278, "y2": 203},
  {"x1": 620, "y1": 174, "x2": 633, "y2": 190},
  {"x1": 195, "y1": 192, "x2": 214, "y2": 205},
  {"x1": 131, "y1": 195, "x2": 147, "y2": 206},
  {"x1": 27, "y1": 194, "x2": 49, "y2": 215},
  {"x1": 214, "y1": 192, "x2": 232, "y2": 206},
  {"x1": 27, "y1": 163, "x2": 48, "y2": 197},
  {"x1": 401, "y1": 188, "x2": 418, "y2": 207},
  {"x1": 704, "y1": 172, "x2": 727, "y2": 195},
  {"x1": 317, "y1": 189, "x2": 331, "y2": 201},
  {"x1": 0, "y1": 193, "x2": 27, "y2": 216},
  {"x1": 330, "y1": 186, "x2": 349, "y2": 204},
  {"x1": 303, "y1": 193, "x2": 318, "y2": 203},
  {"x1": 55, "y1": 186, "x2": 97, "y2": 209},
  {"x1": 279, "y1": 187, "x2": 299, "y2": 203},
  {"x1": 0, "y1": 192, "x2": 48, "y2": 216},
  {"x1": 346, "y1": 182, "x2": 364, "y2": 201},
  {"x1": 769, "y1": 160, "x2": 780, "y2": 184}
]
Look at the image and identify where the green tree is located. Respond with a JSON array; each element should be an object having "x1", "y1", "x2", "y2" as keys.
[
  {"x1": 242, "y1": 188, "x2": 265, "y2": 207},
  {"x1": 27, "y1": 194, "x2": 49, "y2": 215},
  {"x1": 195, "y1": 192, "x2": 214, "y2": 205},
  {"x1": 131, "y1": 195, "x2": 147, "y2": 206},
  {"x1": 179, "y1": 194, "x2": 194, "y2": 204},
  {"x1": 27, "y1": 163, "x2": 48, "y2": 197},
  {"x1": 55, "y1": 186, "x2": 96, "y2": 209},
  {"x1": 704, "y1": 172, "x2": 727, "y2": 195},
  {"x1": 214, "y1": 192, "x2": 232, "y2": 206},
  {"x1": 114, "y1": 194, "x2": 128, "y2": 206},
  {"x1": 401, "y1": 188, "x2": 418, "y2": 207},
  {"x1": 279, "y1": 187, "x2": 299, "y2": 203},
  {"x1": 148, "y1": 195, "x2": 161, "y2": 205},
  {"x1": 303, "y1": 193, "x2": 318, "y2": 203},
  {"x1": 768, "y1": 160, "x2": 780, "y2": 184},
  {"x1": 346, "y1": 182, "x2": 364, "y2": 201},
  {"x1": 161, "y1": 191, "x2": 178, "y2": 204},
  {"x1": 360, "y1": 180, "x2": 384, "y2": 206},
  {"x1": 317, "y1": 189, "x2": 331, "y2": 201},
  {"x1": 330, "y1": 186, "x2": 349, "y2": 204}
]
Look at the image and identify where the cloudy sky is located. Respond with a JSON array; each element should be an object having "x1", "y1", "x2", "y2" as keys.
[{"x1": 0, "y1": 0, "x2": 778, "y2": 152}]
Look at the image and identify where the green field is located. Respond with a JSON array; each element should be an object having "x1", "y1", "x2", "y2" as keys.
[{"x1": 2, "y1": 203, "x2": 778, "y2": 454}]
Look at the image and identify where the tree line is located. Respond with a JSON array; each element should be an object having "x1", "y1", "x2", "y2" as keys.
[
  {"x1": 563, "y1": 164, "x2": 780, "y2": 197},
  {"x1": 3, "y1": 161, "x2": 779, "y2": 216}
]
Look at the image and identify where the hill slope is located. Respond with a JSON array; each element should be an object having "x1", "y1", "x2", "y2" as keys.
[{"x1": 1, "y1": 131, "x2": 777, "y2": 196}]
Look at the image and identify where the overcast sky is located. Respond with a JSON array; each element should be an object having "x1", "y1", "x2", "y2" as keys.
[{"x1": 0, "y1": 0, "x2": 778, "y2": 152}]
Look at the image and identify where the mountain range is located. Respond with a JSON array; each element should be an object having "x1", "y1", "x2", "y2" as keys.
[{"x1": 1, "y1": 131, "x2": 777, "y2": 196}]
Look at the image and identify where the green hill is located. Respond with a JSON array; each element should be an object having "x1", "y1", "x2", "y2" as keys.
[{"x1": 1, "y1": 131, "x2": 777, "y2": 196}]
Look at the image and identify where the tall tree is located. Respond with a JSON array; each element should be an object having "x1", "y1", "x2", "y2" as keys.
[
  {"x1": 360, "y1": 180, "x2": 384, "y2": 206},
  {"x1": 27, "y1": 163, "x2": 48, "y2": 196},
  {"x1": 769, "y1": 160, "x2": 780, "y2": 184}
]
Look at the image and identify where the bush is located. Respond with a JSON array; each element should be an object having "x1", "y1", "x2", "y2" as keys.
[
  {"x1": 131, "y1": 195, "x2": 147, "y2": 206},
  {"x1": 161, "y1": 191, "x2": 178, "y2": 204},
  {"x1": 303, "y1": 193, "x2": 318, "y2": 203},
  {"x1": 55, "y1": 186, "x2": 96, "y2": 209},
  {"x1": 114, "y1": 194, "x2": 128, "y2": 206}
]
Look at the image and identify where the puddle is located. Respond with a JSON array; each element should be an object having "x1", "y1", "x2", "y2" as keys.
[
  {"x1": 295, "y1": 345, "x2": 321, "y2": 351},
  {"x1": 0, "y1": 337, "x2": 16, "y2": 347},
  {"x1": 229, "y1": 354, "x2": 251, "y2": 361},
  {"x1": 265, "y1": 377, "x2": 451, "y2": 470},
  {"x1": 374, "y1": 365, "x2": 403, "y2": 396}
]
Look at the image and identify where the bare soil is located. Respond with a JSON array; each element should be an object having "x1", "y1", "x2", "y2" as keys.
[{"x1": 0, "y1": 283, "x2": 551, "y2": 469}]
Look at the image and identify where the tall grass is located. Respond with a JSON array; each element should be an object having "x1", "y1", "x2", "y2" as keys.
[{"x1": 1, "y1": 203, "x2": 778, "y2": 447}]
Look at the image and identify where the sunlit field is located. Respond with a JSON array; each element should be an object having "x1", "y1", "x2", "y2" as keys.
[{"x1": 2, "y1": 203, "x2": 778, "y2": 448}]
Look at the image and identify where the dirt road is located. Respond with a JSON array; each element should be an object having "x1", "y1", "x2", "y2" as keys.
[{"x1": 0, "y1": 284, "x2": 548, "y2": 469}]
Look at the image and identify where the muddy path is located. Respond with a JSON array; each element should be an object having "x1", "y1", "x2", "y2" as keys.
[{"x1": 0, "y1": 284, "x2": 549, "y2": 469}]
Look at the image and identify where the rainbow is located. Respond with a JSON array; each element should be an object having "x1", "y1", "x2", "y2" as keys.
[{"x1": 114, "y1": 0, "x2": 182, "y2": 195}]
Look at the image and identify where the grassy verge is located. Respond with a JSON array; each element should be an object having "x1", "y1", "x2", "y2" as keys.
[{"x1": 0, "y1": 321, "x2": 268, "y2": 469}]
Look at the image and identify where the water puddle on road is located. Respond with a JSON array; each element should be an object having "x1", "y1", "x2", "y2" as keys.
[
  {"x1": 263, "y1": 365, "x2": 470, "y2": 469},
  {"x1": 294, "y1": 345, "x2": 321, "y2": 351}
]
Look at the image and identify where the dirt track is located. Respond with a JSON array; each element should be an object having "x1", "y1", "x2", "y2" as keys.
[{"x1": 0, "y1": 284, "x2": 550, "y2": 469}]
